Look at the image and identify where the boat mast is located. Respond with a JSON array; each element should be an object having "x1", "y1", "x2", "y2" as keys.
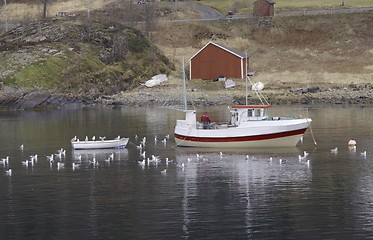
[
  {"x1": 245, "y1": 51, "x2": 248, "y2": 105},
  {"x1": 182, "y1": 57, "x2": 187, "y2": 110}
]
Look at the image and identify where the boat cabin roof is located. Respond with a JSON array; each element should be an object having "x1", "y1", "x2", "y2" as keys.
[{"x1": 230, "y1": 105, "x2": 271, "y2": 109}]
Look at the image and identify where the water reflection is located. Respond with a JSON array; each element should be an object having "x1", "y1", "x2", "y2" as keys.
[{"x1": 175, "y1": 150, "x2": 312, "y2": 239}]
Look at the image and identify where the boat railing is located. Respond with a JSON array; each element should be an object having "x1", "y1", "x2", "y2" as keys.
[{"x1": 267, "y1": 107, "x2": 310, "y2": 119}]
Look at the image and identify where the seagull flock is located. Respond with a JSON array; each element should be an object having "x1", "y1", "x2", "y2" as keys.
[{"x1": 1, "y1": 137, "x2": 369, "y2": 178}]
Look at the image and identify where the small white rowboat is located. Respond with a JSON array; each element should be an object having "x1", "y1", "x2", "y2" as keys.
[{"x1": 71, "y1": 137, "x2": 129, "y2": 150}]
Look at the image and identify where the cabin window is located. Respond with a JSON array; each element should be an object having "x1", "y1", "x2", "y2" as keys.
[{"x1": 247, "y1": 109, "x2": 253, "y2": 117}]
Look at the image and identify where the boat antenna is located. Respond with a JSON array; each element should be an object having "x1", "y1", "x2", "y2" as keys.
[{"x1": 182, "y1": 57, "x2": 187, "y2": 111}]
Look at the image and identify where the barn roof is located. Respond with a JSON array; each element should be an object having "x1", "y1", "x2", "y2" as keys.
[{"x1": 189, "y1": 41, "x2": 249, "y2": 61}]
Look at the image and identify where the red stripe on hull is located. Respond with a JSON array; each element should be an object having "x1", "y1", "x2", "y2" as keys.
[{"x1": 175, "y1": 128, "x2": 307, "y2": 143}]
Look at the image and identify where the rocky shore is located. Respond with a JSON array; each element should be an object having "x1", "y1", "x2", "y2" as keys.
[
  {"x1": 2, "y1": 81, "x2": 373, "y2": 110},
  {"x1": 101, "y1": 82, "x2": 373, "y2": 107}
]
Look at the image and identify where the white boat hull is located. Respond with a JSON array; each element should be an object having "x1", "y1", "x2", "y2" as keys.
[
  {"x1": 71, "y1": 138, "x2": 129, "y2": 150},
  {"x1": 175, "y1": 118, "x2": 311, "y2": 148}
]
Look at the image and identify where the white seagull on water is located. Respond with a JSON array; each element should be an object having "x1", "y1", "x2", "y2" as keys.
[
  {"x1": 5, "y1": 169, "x2": 12, "y2": 176},
  {"x1": 331, "y1": 147, "x2": 338, "y2": 154}
]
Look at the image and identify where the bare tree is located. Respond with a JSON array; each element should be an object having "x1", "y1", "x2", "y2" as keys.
[
  {"x1": 144, "y1": 2, "x2": 157, "y2": 36},
  {"x1": 41, "y1": 0, "x2": 47, "y2": 18},
  {"x1": 3, "y1": 0, "x2": 8, "y2": 31},
  {"x1": 86, "y1": 0, "x2": 91, "y2": 21},
  {"x1": 112, "y1": 34, "x2": 128, "y2": 61}
]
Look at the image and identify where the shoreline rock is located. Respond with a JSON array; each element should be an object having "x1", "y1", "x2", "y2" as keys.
[{"x1": 1, "y1": 83, "x2": 373, "y2": 110}]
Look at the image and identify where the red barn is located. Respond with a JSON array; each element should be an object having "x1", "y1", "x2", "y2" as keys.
[
  {"x1": 189, "y1": 42, "x2": 249, "y2": 80},
  {"x1": 253, "y1": 0, "x2": 276, "y2": 17}
]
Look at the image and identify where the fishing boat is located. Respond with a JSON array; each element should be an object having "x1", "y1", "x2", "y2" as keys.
[
  {"x1": 174, "y1": 59, "x2": 313, "y2": 148},
  {"x1": 71, "y1": 136, "x2": 129, "y2": 150}
]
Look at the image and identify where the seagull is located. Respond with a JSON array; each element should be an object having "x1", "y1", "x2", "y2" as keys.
[
  {"x1": 109, "y1": 153, "x2": 114, "y2": 160},
  {"x1": 303, "y1": 150, "x2": 309, "y2": 157},
  {"x1": 5, "y1": 169, "x2": 12, "y2": 176},
  {"x1": 161, "y1": 138, "x2": 167, "y2": 144},
  {"x1": 360, "y1": 151, "x2": 367, "y2": 158},
  {"x1": 20, "y1": 144, "x2": 24, "y2": 151},
  {"x1": 85, "y1": 136, "x2": 88, "y2": 141},
  {"x1": 299, "y1": 154, "x2": 306, "y2": 162},
  {"x1": 140, "y1": 151, "x2": 146, "y2": 158},
  {"x1": 220, "y1": 152, "x2": 224, "y2": 158},
  {"x1": 280, "y1": 159, "x2": 286, "y2": 164},
  {"x1": 30, "y1": 154, "x2": 38, "y2": 162},
  {"x1": 165, "y1": 134, "x2": 170, "y2": 139},
  {"x1": 57, "y1": 162, "x2": 65, "y2": 170},
  {"x1": 138, "y1": 159, "x2": 146, "y2": 166},
  {"x1": 137, "y1": 144, "x2": 143, "y2": 150},
  {"x1": 47, "y1": 154, "x2": 54, "y2": 161},
  {"x1": 55, "y1": 152, "x2": 63, "y2": 159},
  {"x1": 154, "y1": 135, "x2": 158, "y2": 142},
  {"x1": 104, "y1": 158, "x2": 111, "y2": 165},
  {"x1": 22, "y1": 160, "x2": 29, "y2": 167},
  {"x1": 165, "y1": 158, "x2": 173, "y2": 166},
  {"x1": 116, "y1": 136, "x2": 120, "y2": 140},
  {"x1": 161, "y1": 169, "x2": 167, "y2": 175},
  {"x1": 58, "y1": 149, "x2": 66, "y2": 156},
  {"x1": 0, "y1": 156, "x2": 9, "y2": 165},
  {"x1": 72, "y1": 163, "x2": 80, "y2": 171},
  {"x1": 89, "y1": 158, "x2": 97, "y2": 166},
  {"x1": 331, "y1": 147, "x2": 338, "y2": 154},
  {"x1": 152, "y1": 155, "x2": 161, "y2": 165},
  {"x1": 306, "y1": 160, "x2": 310, "y2": 167},
  {"x1": 92, "y1": 136, "x2": 96, "y2": 141},
  {"x1": 29, "y1": 158, "x2": 35, "y2": 167},
  {"x1": 99, "y1": 136, "x2": 106, "y2": 141},
  {"x1": 269, "y1": 157, "x2": 273, "y2": 162}
]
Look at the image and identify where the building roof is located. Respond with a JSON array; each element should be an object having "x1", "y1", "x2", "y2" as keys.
[{"x1": 189, "y1": 41, "x2": 249, "y2": 61}]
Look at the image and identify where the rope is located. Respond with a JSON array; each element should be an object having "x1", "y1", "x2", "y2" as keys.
[
  {"x1": 307, "y1": 119, "x2": 317, "y2": 146},
  {"x1": 175, "y1": 126, "x2": 193, "y2": 147}
]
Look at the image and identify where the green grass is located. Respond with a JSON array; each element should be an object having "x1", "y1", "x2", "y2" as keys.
[
  {"x1": 198, "y1": 0, "x2": 373, "y2": 13},
  {"x1": 4, "y1": 44, "x2": 105, "y2": 89},
  {"x1": 6, "y1": 56, "x2": 69, "y2": 88},
  {"x1": 275, "y1": 0, "x2": 373, "y2": 11}
]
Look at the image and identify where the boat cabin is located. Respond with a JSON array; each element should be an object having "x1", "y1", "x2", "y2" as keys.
[
  {"x1": 229, "y1": 105, "x2": 271, "y2": 126},
  {"x1": 177, "y1": 105, "x2": 272, "y2": 130}
]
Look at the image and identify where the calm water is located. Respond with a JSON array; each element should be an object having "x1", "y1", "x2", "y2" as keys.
[{"x1": 1, "y1": 105, "x2": 373, "y2": 239}]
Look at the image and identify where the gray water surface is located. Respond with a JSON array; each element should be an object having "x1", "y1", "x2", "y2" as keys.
[{"x1": 1, "y1": 105, "x2": 373, "y2": 239}]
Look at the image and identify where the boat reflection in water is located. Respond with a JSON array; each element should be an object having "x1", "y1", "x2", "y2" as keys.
[
  {"x1": 175, "y1": 147, "x2": 312, "y2": 239},
  {"x1": 72, "y1": 148, "x2": 129, "y2": 162}
]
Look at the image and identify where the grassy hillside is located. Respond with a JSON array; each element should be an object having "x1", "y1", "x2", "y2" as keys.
[
  {"x1": 153, "y1": 10, "x2": 373, "y2": 87},
  {"x1": 0, "y1": 19, "x2": 174, "y2": 96},
  {"x1": 1, "y1": 0, "x2": 372, "y2": 98},
  {"x1": 198, "y1": 0, "x2": 373, "y2": 13}
]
